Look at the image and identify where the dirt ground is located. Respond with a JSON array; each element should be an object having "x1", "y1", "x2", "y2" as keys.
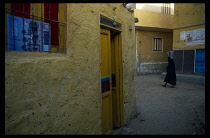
[{"x1": 113, "y1": 74, "x2": 205, "y2": 135}]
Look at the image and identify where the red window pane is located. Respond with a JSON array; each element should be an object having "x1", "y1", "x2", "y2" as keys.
[
  {"x1": 44, "y1": 3, "x2": 58, "y2": 47},
  {"x1": 12, "y1": 3, "x2": 30, "y2": 19}
]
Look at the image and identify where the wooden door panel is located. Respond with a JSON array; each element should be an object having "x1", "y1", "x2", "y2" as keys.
[
  {"x1": 100, "y1": 28, "x2": 112, "y2": 134},
  {"x1": 111, "y1": 34, "x2": 121, "y2": 127},
  {"x1": 102, "y1": 92, "x2": 112, "y2": 134},
  {"x1": 100, "y1": 29, "x2": 110, "y2": 78}
]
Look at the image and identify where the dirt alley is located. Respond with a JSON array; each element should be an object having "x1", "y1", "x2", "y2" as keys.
[{"x1": 114, "y1": 74, "x2": 205, "y2": 135}]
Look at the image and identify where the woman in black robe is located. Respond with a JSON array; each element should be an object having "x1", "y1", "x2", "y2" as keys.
[{"x1": 162, "y1": 51, "x2": 176, "y2": 88}]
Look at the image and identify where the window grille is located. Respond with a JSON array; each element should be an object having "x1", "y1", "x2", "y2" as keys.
[
  {"x1": 5, "y1": 3, "x2": 66, "y2": 53},
  {"x1": 153, "y1": 38, "x2": 162, "y2": 51},
  {"x1": 161, "y1": 3, "x2": 171, "y2": 14}
]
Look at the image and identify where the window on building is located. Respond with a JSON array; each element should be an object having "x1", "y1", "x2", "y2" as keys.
[
  {"x1": 153, "y1": 38, "x2": 163, "y2": 51},
  {"x1": 161, "y1": 3, "x2": 171, "y2": 14},
  {"x1": 5, "y1": 3, "x2": 66, "y2": 53}
]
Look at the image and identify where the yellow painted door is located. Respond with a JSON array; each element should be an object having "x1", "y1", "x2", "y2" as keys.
[
  {"x1": 111, "y1": 34, "x2": 121, "y2": 127},
  {"x1": 100, "y1": 28, "x2": 112, "y2": 135}
]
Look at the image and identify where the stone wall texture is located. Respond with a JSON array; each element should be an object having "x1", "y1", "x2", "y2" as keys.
[{"x1": 5, "y1": 3, "x2": 137, "y2": 134}]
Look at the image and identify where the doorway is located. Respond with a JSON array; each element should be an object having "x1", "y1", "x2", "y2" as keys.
[{"x1": 100, "y1": 27, "x2": 124, "y2": 134}]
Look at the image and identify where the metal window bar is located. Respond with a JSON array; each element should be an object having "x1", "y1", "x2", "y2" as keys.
[
  {"x1": 164, "y1": 4, "x2": 166, "y2": 14},
  {"x1": 159, "y1": 39, "x2": 161, "y2": 50},
  {"x1": 5, "y1": 7, "x2": 66, "y2": 53},
  {"x1": 167, "y1": 3, "x2": 170, "y2": 14},
  {"x1": 168, "y1": 4, "x2": 170, "y2": 14},
  {"x1": 156, "y1": 39, "x2": 158, "y2": 50},
  {"x1": 162, "y1": 3, "x2": 170, "y2": 14},
  {"x1": 164, "y1": 4, "x2": 166, "y2": 13},
  {"x1": 154, "y1": 38, "x2": 156, "y2": 51},
  {"x1": 162, "y1": 4, "x2": 166, "y2": 14},
  {"x1": 155, "y1": 38, "x2": 157, "y2": 51},
  {"x1": 154, "y1": 39, "x2": 157, "y2": 51},
  {"x1": 165, "y1": 4, "x2": 167, "y2": 14},
  {"x1": 167, "y1": 4, "x2": 169, "y2": 14},
  {"x1": 160, "y1": 39, "x2": 162, "y2": 50},
  {"x1": 5, "y1": 8, "x2": 66, "y2": 25},
  {"x1": 165, "y1": 4, "x2": 166, "y2": 14},
  {"x1": 163, "y1": 4, "x2": 164, "y2": 13}
]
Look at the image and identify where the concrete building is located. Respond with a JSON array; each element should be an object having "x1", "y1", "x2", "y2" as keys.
[
  {"x1": 5, "y1": 3, "x2": 137, "y2": 135},
  {"x1": 130, "y1": 3, "x2": 174, "y2": 75},
  {"x1": 172, "y1": 3, "x2": 205, "y2": 74}
]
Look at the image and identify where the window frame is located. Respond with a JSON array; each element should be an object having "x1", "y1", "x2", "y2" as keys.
[
  {"x1": 5, "y1": 3, "x2": 67, "y2": 53},
  {"x1": 152, "y1": 37, "x2": 163, "y2": 52}
]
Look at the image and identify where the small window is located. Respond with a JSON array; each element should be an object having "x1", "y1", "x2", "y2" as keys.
[
  {"x1": 161, "y1": 3, "x2": 171, "y2": 14},
  {"x1": 5, "y1": 3, "x2": 66, "y2": 53},
  {"x1": 153, "y1": 38, "x2": 162, "y2": 51}
]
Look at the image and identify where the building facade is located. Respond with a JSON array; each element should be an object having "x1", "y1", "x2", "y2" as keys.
[
  {"x1": 131, "y1": 3, "x2": 174, "y2": 74},
  {"x1": 5, "y1": 3, "x2": 137, "y2": 134},
  {"x1": 172, "y1": 3, "x2": 205, "y2": 74}
]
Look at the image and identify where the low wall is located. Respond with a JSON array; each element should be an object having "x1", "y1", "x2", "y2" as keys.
[{"x1": 136, "y1": 62, "x2": 168, "y2": 75}]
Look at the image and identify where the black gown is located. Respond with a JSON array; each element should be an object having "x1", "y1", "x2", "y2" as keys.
[{"x1": 164, "y1": 57, "x2": 176, "y2": 86}]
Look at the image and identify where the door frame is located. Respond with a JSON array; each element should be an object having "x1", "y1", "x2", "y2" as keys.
[{"x1": 100, "y1": 24, "x2": 124, "y2": 129}]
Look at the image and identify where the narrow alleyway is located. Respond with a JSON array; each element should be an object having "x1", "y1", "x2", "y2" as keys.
[{"x1": 114, "y1": 74, "x2": 205, "y2": 135}]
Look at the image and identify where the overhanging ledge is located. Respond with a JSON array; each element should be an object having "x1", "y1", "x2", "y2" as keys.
[{"x1": 135, "y1": 26, "x2": 173, "y2": 32}]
